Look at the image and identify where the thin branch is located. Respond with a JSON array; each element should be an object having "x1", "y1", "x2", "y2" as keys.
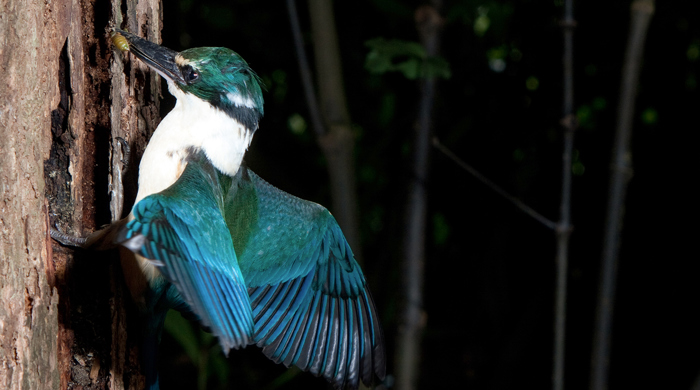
[
  {"x1": 432, "y1": 137, "x2": 557, "y2": 230},
  {"x1": 285, "y1": 0, "x2": 326, "y2": 138},
  {"x1": 395, "y1": 4, "x2": 442, "y2": 390},
  {"x1": 590, "y1": 2, "x2": 655, "y2": 390},
  {"x1": 553, "y1": 0, "x2": 577, "y2": 388}
]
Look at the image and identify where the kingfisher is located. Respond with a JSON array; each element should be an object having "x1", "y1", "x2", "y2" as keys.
[{"x1": 75, "y1": 29, "x2": 385, "y2": 389}]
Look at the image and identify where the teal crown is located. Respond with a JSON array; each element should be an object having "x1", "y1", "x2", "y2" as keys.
[{"x1": 178, "y1": 47, "x2": 265, "y2": 131}]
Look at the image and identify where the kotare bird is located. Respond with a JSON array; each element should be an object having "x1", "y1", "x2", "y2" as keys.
[{"x1": 75, "y1": 29, "x2": 385, "y2": 389}]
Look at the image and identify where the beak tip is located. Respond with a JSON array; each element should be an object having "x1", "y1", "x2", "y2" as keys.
[
  {"x1": 111, "y1": 30, "x2": 130, "y2": 52},
  {"x1": 109, "y1": 30, "x2": 182, "y2": 85}
]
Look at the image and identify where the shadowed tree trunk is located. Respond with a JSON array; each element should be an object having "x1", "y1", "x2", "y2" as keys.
[
  {"x1": 553, "y1": 1, "x2": 576, "y2": 389},
  {"x1": 395, "y1": 3, "x2": 443, "y2": 390},
  {"x1": 590, "y1": 2, "x2": 654, "y2": 389},
  {"x1": 306, "y1": 0, "x2": 363, "y2": 262},
  {"x1": 0, "y1": 1, "x2": 161, "y2": 388}
]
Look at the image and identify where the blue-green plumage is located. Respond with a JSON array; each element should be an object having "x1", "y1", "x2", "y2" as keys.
[
  {"x1": 122, "y1": 152, "x2": 384, "y2": 388},
  {"x1": 121, "y1": 154, "x2": 254, "y2": 352},
  {"x1": 104, "y1": 30, "x2": 385, "y2": 389}
]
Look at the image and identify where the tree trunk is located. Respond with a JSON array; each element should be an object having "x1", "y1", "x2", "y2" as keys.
[
  {"x1": 307, "y1": 0, "x2": 363, "y2": 262},
  {"x1": 0, "y1": 1, "x2": 161, "y2": 388},
  {"x1": 590, "y1": 2, "x2": 654, "y2": 389},
  {"x1": 395, "y1": 4, "x2": 443, "y2": 390},
  {"x1": 0, "y1": 1, "x2": 61, "y2": 387},
  {"x1": 553, "y1": 1, "x2": 576, "y2": 389}
]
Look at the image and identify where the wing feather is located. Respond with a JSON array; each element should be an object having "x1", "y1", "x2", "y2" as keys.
[
  {"x1": 118, "y1": 157, "x2": 254, "y2": 353},
  {"x1": 228, "y1": 167, "x2": 385, "y2": 389}
]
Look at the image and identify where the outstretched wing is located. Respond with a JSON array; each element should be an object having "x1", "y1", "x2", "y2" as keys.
[
  {"x1": 226, "y1": 167, "x2": 385, "y2": 389},
  {"x1": 117, "y1": 156, "x2": 254, "y2": 353}
]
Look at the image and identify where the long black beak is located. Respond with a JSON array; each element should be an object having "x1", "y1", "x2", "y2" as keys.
[{"x1": 113, "y1": 29, "x2": 185, "y2": 84}]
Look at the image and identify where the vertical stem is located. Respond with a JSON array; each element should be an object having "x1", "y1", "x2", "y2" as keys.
[
  {"x1": 590, "y1": 2, "x2": 654, "y2": 390},
  {"x1": 554, "y1": 1, "x2": 576, "y2": 389},
  {"x1": 395, "y1": 4, "x2": 442, "y2": 390},
  {"x1": 285, "y1": 0, "x2": 326, "y2": 139},
  {"x1": 306, "y1": 0, "x2": 363, "y2": 261}
]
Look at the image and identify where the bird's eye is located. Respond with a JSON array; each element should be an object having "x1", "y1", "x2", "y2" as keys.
[{"x1": 182, "y1": 65, "x2": 199, "y2": 83}]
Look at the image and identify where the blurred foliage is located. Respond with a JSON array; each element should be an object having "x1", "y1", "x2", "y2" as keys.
[
  {"x1": 577, "y1": 97, "x2": 607, "y2": 130},
  {"x1": 432, "y1": 212, "x2": 450, "y2": 246},
  {"x1": 365, "y1": 37, "x2": 452, "y2": 79},
  {"x1": 164, "y1": 311, "x2": 229, "y2": 390},
  {"x1": 687, "y1": 41, "x2": 700, "y2": 61},
  {"x1": 641, "y1": 107, "x2": 658, "y2": 125},
  {"x1": 447, "y1": 1, "x2": 514, "y2": 35}
]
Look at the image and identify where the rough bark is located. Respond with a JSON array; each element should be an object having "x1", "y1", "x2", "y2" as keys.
[
  {"x1": 0, "y1": 0, "x2": 161, "y2": 389},
  {"x1": 107, "y1": 2, "x2": 163, "y2": 388},
  {"x1": 1, "y1": 1, "x2": 66, "y2": 388}
]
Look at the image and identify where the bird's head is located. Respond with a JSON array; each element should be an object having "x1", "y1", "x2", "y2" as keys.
[{"x1": 113, "y1": 29, "x2": 264, "y2": 132}]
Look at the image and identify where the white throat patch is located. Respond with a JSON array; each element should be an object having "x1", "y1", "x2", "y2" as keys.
[
  {"x1": 226, "y1": 92, "x2": 257, "y2": 109},
  {"x1": 134, "y1": 81, "x2": 254, "y2": 204}
]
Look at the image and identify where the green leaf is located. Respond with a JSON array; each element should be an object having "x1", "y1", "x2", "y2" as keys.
[
  {"x1": 365, "y1": 37, "x2": 451, "y2": 79},
  {"x1": 395, "y1": 59, "x2": 421, "y2": 79},
  {"x1": 164, "y1": 310, "x2": 201, "y2": 365},
  {"x1": 365, "y1": 50, "x2": 394, "y2": 74},
  {"x1": 365, "y1": 37, "x2": 426, "y2": 59},
  {"x1": 473, "y1": 9, "x2": 490, "y2": 36},
  {"x1": 208, "y1": 344, "x2": 229, "y2": 386},
  {"x1": 424, "y1": 57, "x2": 452, "y2": 79}
]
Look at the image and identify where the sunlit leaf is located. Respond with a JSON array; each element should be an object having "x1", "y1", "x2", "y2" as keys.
[
  {"x1": 474, "y1": 7, "x2": 491, "y2": 37},
  {"x1": 288, "y1": 113, "x2": 307, "y2": 135}
]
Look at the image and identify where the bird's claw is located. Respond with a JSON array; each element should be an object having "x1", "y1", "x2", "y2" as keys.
[
  {"x1": 50, "y1": 223, "x2": 87, "y2": 247},
  {"x1": 117, "y1": 137, "x2": 131, "y2": 168}
]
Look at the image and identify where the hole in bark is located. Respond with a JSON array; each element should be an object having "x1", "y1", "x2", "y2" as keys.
[{"x1": 45, "y1": 38, "x2": 74, "y2": 234}]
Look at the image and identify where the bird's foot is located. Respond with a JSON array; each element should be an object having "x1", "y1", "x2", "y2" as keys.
[
  {"x1": 117, "y1": 137, "x2": 131, "y2": 169},
  {"x1": 50, "y1": 223, "x2": 87, "y2": 247}
]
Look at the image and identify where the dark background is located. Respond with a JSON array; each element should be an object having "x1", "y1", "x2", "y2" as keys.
[{"x1": 151, "y1": 1, "x2": 699, "y2": 389}]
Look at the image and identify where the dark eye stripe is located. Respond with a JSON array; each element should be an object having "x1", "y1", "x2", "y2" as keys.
[{"x1": 182, "y1": 65, "x2": 199, "y2": 83}]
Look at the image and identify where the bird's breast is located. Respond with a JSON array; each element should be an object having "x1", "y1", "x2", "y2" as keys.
[{"x1": 134, "y1": 138, "x2": 193, "y2": 205}]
